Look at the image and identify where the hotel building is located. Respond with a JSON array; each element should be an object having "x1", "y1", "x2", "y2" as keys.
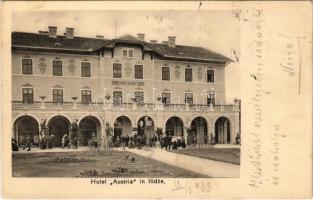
[{"x1": 11, "y1": 26, "x2": 240, "y2": 147}]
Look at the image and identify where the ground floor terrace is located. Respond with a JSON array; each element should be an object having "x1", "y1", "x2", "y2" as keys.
[{"x1": 12, "y1": 108, "x2": 240, "y2": 148}]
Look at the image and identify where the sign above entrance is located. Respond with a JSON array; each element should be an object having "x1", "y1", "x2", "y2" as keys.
[{"x1": 112, "y1": 80, "x2": 144, "y2": 86}]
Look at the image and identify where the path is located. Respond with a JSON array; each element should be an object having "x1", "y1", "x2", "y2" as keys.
[{"x1": 121, "y1": 148, "x2": 240, "y2": 177}]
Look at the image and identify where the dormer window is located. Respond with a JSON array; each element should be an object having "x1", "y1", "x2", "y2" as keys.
[{"x1": 122, "y1": 48, "x2": 134, "y2": 58}]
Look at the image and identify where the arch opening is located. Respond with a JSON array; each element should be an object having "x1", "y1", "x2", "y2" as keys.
[
  {"x1": 14, "y1": 116, "x2": 39, "y2": 146},
  {"x1": 113, "y1": 116, "x2": 132, "y2": 138},
  {"x1": 215, "y1": 117, "x2": 231, "y2": 144},
  {"x1": 48, "y1": 116, "x2": 71, "y2": 147},
  {"x1": 137, "y1": 116, "x2": 154, "y2": 138},
  {"x1": 165, "y1": 117, "x2": 184, "y2": 137},
  {"x1": 79, "y1": 116, "x2": 101, "y2": 146},
  {"x1": 190, "y1": 117, "x2": 208, "y2": 145}
]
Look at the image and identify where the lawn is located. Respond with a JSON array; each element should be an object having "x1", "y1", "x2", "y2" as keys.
[
  {"x1": 12, "y1": 150, "x2": 208, "y2": 178},
  {"x1": 171, "y1": 148, "x2": 240, "y2": 165}
]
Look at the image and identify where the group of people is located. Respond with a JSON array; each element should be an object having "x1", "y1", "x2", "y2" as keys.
[
  {"x1": 61, "y1": 134, "x2": 85, "y2": 150},
  {"x1": 12, "y1": 131, "x2": 241, "y2": 152},
  {"x1": 11, "y1": 134, "x2": 33, "y2": 151},
  {"x1": 39, "y1": 135, "x2": 54, "y2": 149},
  {"x1": 110, "y1": 134, "x2": 158, "y2": 149},
  {"x1": 160, "y1": 134, "x2": 187, "y2": 150},
  {"x1": 109, "y1": 133, "x2": 188, "y2": 151}
]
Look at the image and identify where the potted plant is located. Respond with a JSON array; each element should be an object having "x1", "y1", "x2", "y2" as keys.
[{"x1": 105, "y1": 95, "x2": 111, "y2": 100}]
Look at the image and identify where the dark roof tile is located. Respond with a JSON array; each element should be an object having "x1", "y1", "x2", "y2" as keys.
[
  {"x1": 12, "y1": 32, "x2": 231, "y2": 62},
  {"x1": 12, "y1": 32, "x2": 110, "y2": 51}
]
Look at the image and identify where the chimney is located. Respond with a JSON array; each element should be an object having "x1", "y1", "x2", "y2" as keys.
[
  {"x1": 96, "y1": 35, "x2": 104, "y2": 39},
  {"x1": 168, "y1": 36, "x2": 176, "y2": 48},
  {"x1": 137, "y1": 33, "x2": 145, "y2": 41},
  {"x1": 48, "y1": 26, "x2": 57, "y2": 38},
  {"x1": 65, "y1": 27, "x2": 74, "y2": 39},
  {"x1": 150, "y1": 40, "x2": 158, "y2": 43}
]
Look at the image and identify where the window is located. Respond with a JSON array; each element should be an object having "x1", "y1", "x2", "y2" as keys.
[
  {"x1": 207, "y1": 92, "x2": 215, "y2": 106},
  {"x1": 53, "y1": 60, "x2": 62, "y2": 76},
  {"x1": 135, "y1": 65, "x2": 143, "y2": 79},
  {"x1": 81, "y1": 90, "x2": 91, "y2": 104},
  {"x1": 129, "y1": 50, "x2": 133, "y2": 57},
  {"x1": 162, "y1": 93, "x2": 171, "y2": 105},
  {"x1": 113, "y1": 91, "x2": 123, "y2": 106},
  {"x1": 22, "y1": 58, "x2": 33, "y2": 75},
  {"x1": 53, "y1": 89, "x2": 63, "y2": 103},
  {"x1": 81, "y1": 62, "x2": 91, "y2": 77},
  {"x1": 123, "y1": 49, "x2": 128, "y2": 57},
  {"x1": 185, "y1": 68, "x2": 193, "y2": 82},
  {"x1": 113, "y1": 63, "x2": 122, "y2": 78},
  {"x1": 134, "y1": 91, "x2": 144, "y2": 104},
  {"x1": 185, "y1": 93, "x2": 193, "y2": 105},
  {"x1": 207, "y1": 70, "x2": 214, "y2": 83},
  {"x1": 162, "y1": 66, "x2": 170, "y2": 81},
  {"x1": 122, "y1": 49, "x2": 134, "y2": 58},
  {"x1": 22, "y1": 88, "x2": 33, "y2": 103}
]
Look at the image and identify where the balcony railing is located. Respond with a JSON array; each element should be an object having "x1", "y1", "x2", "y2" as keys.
[
  {"x1": 12, "y1": 101, "x2": 41, "y2": 109},
  {"x1": 45, "y1": 102, "x2": 74, "y2": 109},
  {"x1": 12, "y1": 101, "x2": 239, "y2": 112},
  {"x1": 77, "y1": 102, "x2": 104, "y2": 109}
]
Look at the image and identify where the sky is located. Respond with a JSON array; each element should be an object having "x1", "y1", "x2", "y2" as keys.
[{"x1": 12, "y1": 10, "x2": 241, "y2": 103}]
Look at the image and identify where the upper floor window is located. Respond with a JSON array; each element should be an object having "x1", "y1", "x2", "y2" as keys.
[
  {"x1": 135, "y1": 65, "x2": 143, "y2": 79},
  {"x1": 22, "y1": 88, "x2": 33, "y2": 103},
  {"x1": 81, "y1": 62, "x2": 91, "y2": 77},
  {"x1": 162, "y1": 92, "x2": 171, "y2": 105},
  {"x1": 122, "y1": 49, "x2": 134, "y2": 58},
  {"x1": 53, "y1": 60, "x2": 62, "y2": 76},
  {"x1": 22, "y1": 58, "x2": 33, "y2": 75},
  {"x1": 53, "y1": 89, "x2": 63, "y2": 103},
  {"x1": 113, "y1": 91, "x2": 123, "y2": 106},
  {"x1": 162, "y1": 66, "x2": 170, "y2": 81},
  {"x1": 207, "y1": 70, "x2": 214, "y2": 83},
  {"x1": 185, "y1": 68, "x2": 193, "y2": 82},
  {"x1": 185, "y1": 93, "x2": 193, "y2": 105},
  {"x1": 113, "y1": 63, "x2": 122, "y2": 78},
  {"x1": 134, "y1": 91, "x2": 144, "y2": 104},
  {"x1": 81, "y1": 90, "x2": 92, "y2": 104},
  {"x1": 207, "y1": 92, "x2": 215, "y2": 106}
]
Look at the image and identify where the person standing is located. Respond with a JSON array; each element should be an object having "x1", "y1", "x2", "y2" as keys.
[
  {"x1": 73, "y1": 137, "x2": 78, "y2": 149},
  {"x1": 47, "y1": 135, "x2": 53, "y2": 149},
  {"x1": 93, "y1": 136, "x2": 98, "y2": 151},
  {"x1": 12, "y1": 138, "x2": 19, "y2": 151},
  {"x1": 61, "y1": 134, "x2": 67, "y2": 149},
  {"x1": 125, "y1": 135, "x2": 129, "y2": 148},
  {"x1": 26, "y1": 133, "x2": 32, "y2": 151}
]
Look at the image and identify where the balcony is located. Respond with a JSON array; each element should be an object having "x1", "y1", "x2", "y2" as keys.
[
  {"x1": 11, "y1": 101, "x2": 239, "y2": 112},
  {"x1": 12, "y1": 101, "x2": 42, "y2": 109}
]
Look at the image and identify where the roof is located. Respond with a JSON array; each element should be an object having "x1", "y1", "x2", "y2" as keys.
[
  {"x1": 12, "y1": 31, "x2": 232, "y2": 63},
  {"x1": 116, "y1": 34, "x2": 141, "y2": 42},
  {"x1": 146, "y1": 43, "x2": 231, "y2": 62},
  {"x1": 12, "y1": 32, "x2": 110, "y2": 52}
]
